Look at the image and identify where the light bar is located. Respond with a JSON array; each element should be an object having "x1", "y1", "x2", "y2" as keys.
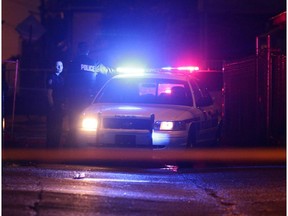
[
  {"x1": 161, "y1": 67, "x2": 173, "y2": 70},
  {"x1": 116, "y1": 67, "x2": 145, "y2": 74},
  {"x1": 162, "y1": 66, "x2": 199, "y2": 72},
  {"x1": 115, "y1": 65, "x2": 200, "y2": 74},
  {"x1": 177, "y1": 66, "x2": 199, "y2": 71}
]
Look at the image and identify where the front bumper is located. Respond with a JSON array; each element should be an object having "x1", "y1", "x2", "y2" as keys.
[{"x1": 77, "y1": 129, "x2": 188, "y2": 149}]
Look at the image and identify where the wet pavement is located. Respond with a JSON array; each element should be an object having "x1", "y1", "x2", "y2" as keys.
[
  {"x1": 2, "y1": 163, "x2": 286, "y2": 216},
  {"x1": 2, "y1": 116, "x2": 286, "y2": 215}
]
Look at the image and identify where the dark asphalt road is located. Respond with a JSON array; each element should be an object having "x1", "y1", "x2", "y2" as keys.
[
  {"x1": 2, "y1": 163, "x2": 286, "y2": 216},
  {"x1": 3, "y1": 115, "x2": 286, "y2": 215}
]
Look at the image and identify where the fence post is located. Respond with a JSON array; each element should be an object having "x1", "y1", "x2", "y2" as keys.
[
  {"x1": 3, "y1": 59, "x2": 19, "y2": 137},
  {"x1": 266, "y1": 35, "x2": 272, "y2": 145},
  {"x1": 11, "y1": 60, "x2": 19, "y2": 136}
]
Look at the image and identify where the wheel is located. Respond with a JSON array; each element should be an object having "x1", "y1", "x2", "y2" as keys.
[
  {"x1": 212, "y1": 120, "x2": 223, "y2": 147},
  {"x1": 187, "y1": 124, "x2": 197, "y2": 148}
]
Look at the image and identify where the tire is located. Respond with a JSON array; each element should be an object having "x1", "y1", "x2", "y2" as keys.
[
  {"x1": 187, "y1": 124, "x2": 197, "y2": 148},
  {"x1": 213, "y1": 120, "x2": 223, "y2": 147}
]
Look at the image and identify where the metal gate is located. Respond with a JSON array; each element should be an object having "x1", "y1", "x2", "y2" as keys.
[{"x1": 223, "y1": 36, "x2": 286, "y2": 147}]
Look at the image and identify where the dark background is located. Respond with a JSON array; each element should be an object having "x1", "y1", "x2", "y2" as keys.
[
  {"x1": 12, "y1": 0, "x2": 286, "y2": 68},
  {"x1": 2, "y1": 0, "x2": 286, "y2": 147}
]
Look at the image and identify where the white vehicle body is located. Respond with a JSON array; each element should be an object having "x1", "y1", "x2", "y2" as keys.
[{"x1": 77, "y1": 71, "x2": 221, "y2": 149}]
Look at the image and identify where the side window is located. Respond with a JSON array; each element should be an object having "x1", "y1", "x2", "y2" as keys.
[
  {"x1": 190, "y1": 81, "x2": 202, "y2": 105},
  {"x1": 190, "y1": 80, "x2": 213, "y2": 107},
  {"x1": 157, "y1": 83, "x2": 193, "y2": 106}
]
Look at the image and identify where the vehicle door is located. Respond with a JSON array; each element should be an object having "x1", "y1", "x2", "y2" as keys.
[{"x1": 190, "y1": 79, "x2": 219, "y2": 142}]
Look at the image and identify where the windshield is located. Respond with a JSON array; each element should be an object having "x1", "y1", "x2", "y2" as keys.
[{"x1": 94, "y1": 78, "x2": 193, "y2": 106}]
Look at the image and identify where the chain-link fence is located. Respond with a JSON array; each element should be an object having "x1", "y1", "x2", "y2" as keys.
[{"x1": 3, "y1": 65, "x2": 52, "y2": 117}]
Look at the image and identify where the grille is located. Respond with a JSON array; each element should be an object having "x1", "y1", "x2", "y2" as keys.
[{"x1": 103, "y1": 117, "x2": 152, "y2": 130}]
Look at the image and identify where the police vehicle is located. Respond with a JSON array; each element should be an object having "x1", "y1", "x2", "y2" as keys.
[{"x1": 77, "y1": 66, "x2": 221, "y2": 149}]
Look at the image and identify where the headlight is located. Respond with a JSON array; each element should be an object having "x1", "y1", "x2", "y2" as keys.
[
  {"x1": 160, "y1": 122, "x2": 174, "y2": 130},
  {"x1": 154, "y1": 121, "x2": 186, "y2": 131},
  {"x1": 81, "y1": 117, "x2": 98, "y2": 131}
]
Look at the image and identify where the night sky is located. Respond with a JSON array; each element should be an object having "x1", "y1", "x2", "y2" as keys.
[
  {"x1": 92, "y1": 0, "x2": 286, "y2": 67},
  {"x1": 3, "y1": 0, "x2": 286, "y2": 68}
]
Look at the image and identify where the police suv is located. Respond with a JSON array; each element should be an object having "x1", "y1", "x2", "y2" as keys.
[{"x1": 77, "y1": 67, "x2": 221, "y2": 149}]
